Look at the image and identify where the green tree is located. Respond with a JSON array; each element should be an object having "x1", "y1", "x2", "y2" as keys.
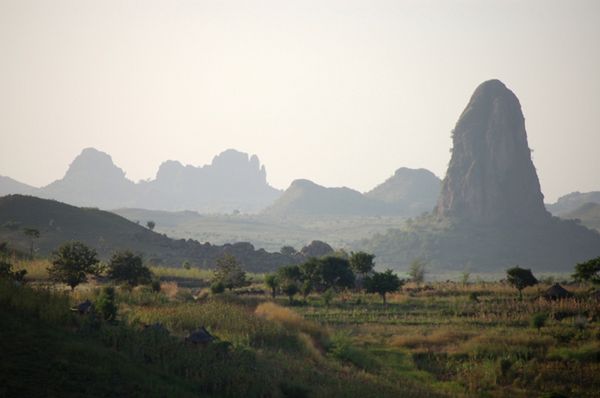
[
  {"x1": 349, "y1": 251, "x2": 375, "y2": 277},
  {"x1": 408, "y1": 258, "x2": 427, "y2": 285},
  {"x1": 364, "y1": 269, "x2": 404, "y2": 305},
  {"x1": 96, "y1": 286, "x2": 117, "y2": 321},
  {"x1": 23, "y1": 228, "x2": 40, "y2": 259},
  {"x1": 572, "y1": 257, "x2": 600, "y2": 285},
  {"x1": 281, "y1": 281, "x2": 299, "y2": 303},
  {"x1": 277, "y1": 264, "x2": 302, "y2": 283},
  {"x1": 299, "y1": 257, "x2": 322, "y2": 290},
  {"x1": 506, "y1": 266, "x2": 538, "y2": 300},
  {"x1": 146, "y1": 220, "x2": 156, "y2": 231},
  {"x1": 319, "y1": 256, "x2": 355, "y2": 291},
  {"x1": 48, "y1": 241, "x2": 100, "y2": 290},
  {"x1": 212, "y1": 254, "x2": 248, "y2": 290},
  {"x1": 265, "y1": 273, "x2": 279, "y2": 298},
  {"x1": 107, "y1": 250, "x2": 152, "y2": 287},
  {"x1": 530, "y1": 312, "x2": 547, "y2": 333}
]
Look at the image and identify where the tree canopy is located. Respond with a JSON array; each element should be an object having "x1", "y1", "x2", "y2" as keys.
[
  {"x1": 212, "y1": 254, "x2": 248, "y2": 290},
  {"x1": 48, "y1": 241, "x2": 100, "y2": 290},
  {"x1": 107, "y1": 250, "x2": 152, "y2": 287},
  {"x1": 349, "y1": 251, "x2": 375, "y2": 276},
  {"x1": 572, "y1": 257, "x2": 600, "y2": 285},
  {"x1": 506, "y1": 266, "x2": 538, "y2": 299},
  {"x1": 364, "y1": 269, "x2": 404, "y2": 304}
]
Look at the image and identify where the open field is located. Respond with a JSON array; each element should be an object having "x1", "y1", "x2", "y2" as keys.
[{"x1": 4, "y1": 260, "x2": 599, "y2": 397}]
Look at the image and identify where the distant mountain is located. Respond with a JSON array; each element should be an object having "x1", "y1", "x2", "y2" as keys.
[
  {"x1": 360, "y1": 80, "x2": 600, "y2": 272},
  {"x1": 41, "y1": 148, "x2": 138, "y2": 209},
  {"x1": 547, "y1": 191, "x2": 600, "y2": 216},
  {"x1": 137, "y1": 149, "x2": 281, "y2": 213},
  {"x1": 262, "y1": 179, "x2": 391, "y2": 218},
  {"x1": 561, "y1": 202, "x2": 600, "y2": 231},
  {"x1": 365, "y1": 168, "x2": 440, "y2": 215},
  {"x1": 0, "y1": 148, "x2": 281, "y2": 213},
  {"x1": 0, "y1": 195, "x2": 298, "y2": 272},
  {"x1": 0, "y1": 176, "x2": 35, "y2": 196}
]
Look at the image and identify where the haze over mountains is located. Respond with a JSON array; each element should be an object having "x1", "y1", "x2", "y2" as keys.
[
  {"x1": 1, "y1": 148, "x2": 281, "y2": 213},
  {"x1": 361, "y1": 80, "x2": 600, "y2": 271},
  {"x1": 0, "y1": 148, "x2": 443, "y2": 217}
]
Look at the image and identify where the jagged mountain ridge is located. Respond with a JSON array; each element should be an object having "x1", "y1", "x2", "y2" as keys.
[
  {"x1": 1, "y1": 148, "x2": 281, "y2": 213},
  {"x1": 547, "y1": 191, "x2": 600, "y2": 216}
]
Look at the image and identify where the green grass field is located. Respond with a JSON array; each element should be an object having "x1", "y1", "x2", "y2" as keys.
[{"x1": 3, "y1": 261, "x2": 599, "y2": 397}]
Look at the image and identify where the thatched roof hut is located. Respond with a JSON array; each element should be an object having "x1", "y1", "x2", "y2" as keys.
[
  {"x1": 543, "y1": 283, "x2": 573, "y2": 300},
  {"x1": 185, "y1": 327, "x2": 216, "y2": 345},
  {"x1": 71, "y1": 299, "x2": 94, "y2": 314}
]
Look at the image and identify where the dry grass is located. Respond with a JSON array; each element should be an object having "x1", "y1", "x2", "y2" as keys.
[{"x1": 13, "y1": 259, "x2": 50, "y2": 280}]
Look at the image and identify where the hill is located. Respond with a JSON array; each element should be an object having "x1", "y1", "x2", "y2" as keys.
[
  {"x1": 0, "y1": 176, "x2": 35, "y2": 196},
  {"x1": 365, "y1": 168, "x2": 440, "y2": 215},
  {"x1": 0, "y1": 148, "x2": 281, "y2": 213},
  {"x1": 547, "y1": 191, "x2": 600, "y2": 215},
  {"x1": 359, "y1": 80, "x2": 600, "y2": 272},
  {"x1": 262, "y1": 179, "x2": 392, "y2": 218},
  {"x1": 0, "y1": 195, "x2": 297, "y2": 272},
  {"x1": 561, "y1": 202, "x2": 600, "y2": 231}
]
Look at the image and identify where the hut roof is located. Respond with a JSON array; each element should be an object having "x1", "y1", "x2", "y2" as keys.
[
  {"x1": 543, "y1": 283, "x2": 573, "y2": 300},
  {"x1": 185, "y1": 327, "x2": 216, "y2": 344}
]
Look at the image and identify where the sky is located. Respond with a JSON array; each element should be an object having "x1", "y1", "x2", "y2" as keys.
[{"x1": 0, "y1": 0, "x2": 599, "y2": 202}]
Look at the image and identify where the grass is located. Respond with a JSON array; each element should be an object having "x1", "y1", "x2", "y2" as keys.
[{"x1": 3, "y1": 261, "x2": 600, "y2": 397}]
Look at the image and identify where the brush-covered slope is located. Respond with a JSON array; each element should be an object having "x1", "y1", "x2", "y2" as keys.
[
  {"x1": 0, "y1": 195, "x2": 296, "y2": 272},
  {"x1": 561, "y1": 202, "x2": 600, "y2": 231},
  {"x1": 547, "y1": 191, "x2": 600, "y2": 216}
]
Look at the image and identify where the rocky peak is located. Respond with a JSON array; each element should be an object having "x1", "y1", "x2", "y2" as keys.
[
  {"x1": 435, "y1": 80, "x2": 549, "y2": 225},
  {"x1": 63, "y1": 147, "x2": 127, "y2": 182}
]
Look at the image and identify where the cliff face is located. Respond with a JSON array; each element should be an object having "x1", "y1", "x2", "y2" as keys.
[{"x1": 436, "y1": 80, "x2": 550, "y2": 225}]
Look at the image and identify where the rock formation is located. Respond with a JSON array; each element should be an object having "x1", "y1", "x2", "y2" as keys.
[{"x1": 436, "y1": 80, "x2": 550, "y2": 225}]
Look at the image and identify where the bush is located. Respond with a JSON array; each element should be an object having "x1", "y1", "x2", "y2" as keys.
[
  {"x1": 96, "y1": 286, "x2": 117, "y2": 321},
  {"x1": 107, "y1": 251, "x2": 152, "y2": 287},
  {"x1": 211, "y1": 281, "x2": 225, "y2": 294},
  {"x1": 531, "y1": 313, "x2": 548, "y2": 332}
]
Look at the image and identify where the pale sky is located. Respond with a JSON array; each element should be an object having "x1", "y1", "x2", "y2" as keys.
[{"x1": 1, "y1": 0, "x2": 599, "y2": 202}]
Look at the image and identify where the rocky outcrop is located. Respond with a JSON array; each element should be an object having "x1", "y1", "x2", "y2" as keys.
[
  {"x1": 547, "y1": 191, "x2": 600, "y2": 215},
  {"x1": 436, "y1": 80, "x2": 550, "y2": 226}
]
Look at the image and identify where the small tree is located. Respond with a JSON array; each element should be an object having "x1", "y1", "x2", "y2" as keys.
[
  {"x1": 364, "y1": 269, "x2": 404, "y2": 305},
  {"x1": 96, "y1": 286, "x2": 117, "y2": 321},
  {"x1": 281, "y1": 282, "x2": 299, "y2": 304},
  {"x1": 572, "y1": 257, "x2": 600, "y2": 285},
  {"x1": 408, "y1": 258, "x2": 427, "y2": 285},
  {"x1": 349, "y1": 251, "x2": 375, "y2": 277},
  {"x1": 300, "y1": 280, "x2": 313, "y2": 300},
  {"x1": 531, "y1": 312, "x2": 547, "y2": 333},
  {"x1": 265, "y1": 273, "x2": 279, "y2": 298},
  {"x1": 506, "y1": 266, "x2": 538, "y2": 300},
  {"x1": 23, "y1": 228, "x2": 40, "y2": 259},
  {"x1": 146, "y1": 221, "x2": 156, "y2": 231},
  {"x1": 48, "y1": 241, "x2": 100, "y2": 290},
  {"x1": 212, "y1": 254, "x2": 248, "y2": 290},
  {"x1": 107, "y1": 250, "x2": 152, "y2": 287}
]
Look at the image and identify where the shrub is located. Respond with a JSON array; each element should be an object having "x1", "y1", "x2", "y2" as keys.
[
  {"x1": 531, "y1": 312, "x2": 548, "y2": 332},
  {"x1": 211, "y1": 281, "x2": 225, "y2": 294},
  {"x1": 96, "y1": 286, "x2": 117, "y2": 321},
  {"x1": 107, "y1": 251, "x2": 152, "y2": 287},
  {"x1": 48, "y1": 241, "x2": 100, "y2": 290}
]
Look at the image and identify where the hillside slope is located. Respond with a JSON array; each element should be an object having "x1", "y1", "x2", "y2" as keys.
[
  {"x1": 561, "y1": 202, "x2": 600, "y2": 231},
  {"x1": 0, "y1": 195, "x2": 296, "y2": 272}
]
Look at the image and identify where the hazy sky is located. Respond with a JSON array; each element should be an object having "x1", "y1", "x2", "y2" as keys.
[{"x1": 1, "y1": 0, "x2": 599, "y2": 202}]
